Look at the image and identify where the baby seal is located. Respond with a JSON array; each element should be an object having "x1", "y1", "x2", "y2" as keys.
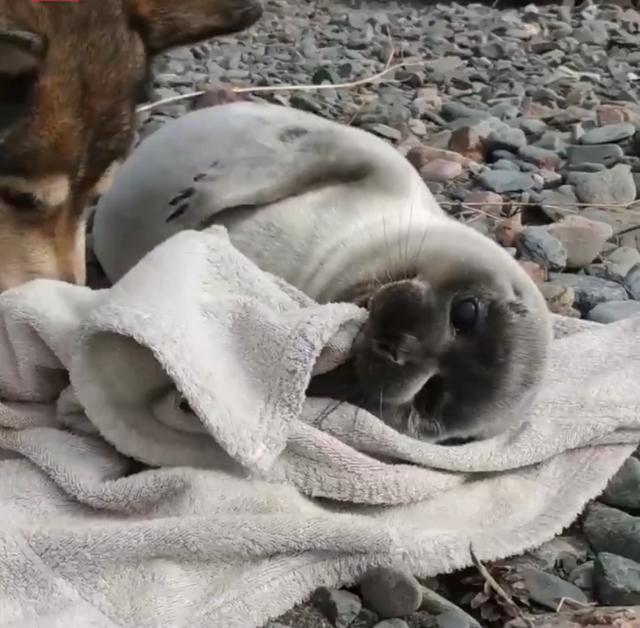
[{"x1": 92, "y1": 101, "x2": 552, "y2": 443}]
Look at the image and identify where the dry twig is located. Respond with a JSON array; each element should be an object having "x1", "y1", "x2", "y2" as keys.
[{"x1": 137, "y1": 52, "x2": 421, "y2": 113}]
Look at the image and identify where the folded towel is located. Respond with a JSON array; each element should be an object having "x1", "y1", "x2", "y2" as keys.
[{"x1": 0, "y1": 225, "x2": 638, "y2": 628}]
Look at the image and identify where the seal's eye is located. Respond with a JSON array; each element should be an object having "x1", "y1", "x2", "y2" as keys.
[{"x1": 450, "y1": 298, "x2": 479, "y2": 334}]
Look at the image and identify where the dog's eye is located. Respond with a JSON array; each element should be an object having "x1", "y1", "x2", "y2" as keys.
[
  {"x1": 450, "y1": 298, "x2": 480, "y2": 334},
  {"x1": 0, "y1": 187, "x2": 40, "y2": 211}
]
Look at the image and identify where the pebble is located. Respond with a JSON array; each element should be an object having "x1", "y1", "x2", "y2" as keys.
[
  {"x1": 420, "y1": 587, "x2": 481, "y2": 628},
  {"x1": 624, "y1": 263, "x2": 640, "y2": 300},
  {"x1": 539, "y1": 283, "x2": 579, "y2": 317},
  {"x1": 495, "y1": 214, "x2": 523, "y2": 247},
  {"x1": 448, "y1": 127, "x2": 486, "y2": 162},
  {"x1": 580, "y1": 123, "x2": 637, "y2": 145},
  {"x1": 521, "y1": 566, "x2": 588, "y2": 611},
  {"x1": 594, "y1": 552, "x2": 640, "y2": 606},
  {"x1": 353, "y1": 609, "x2": 380, "y2": 628},
  {"x1": 312, "y1": 588, "x2": 362, "y2": 628},
  {"x1": 548, "y1": 273, "x2": 629, "y2": 315},
  {"x1": 601, "y1": 456, "x2": 640, "y2": 511},
  {"x1": 478, "y1": 170, "x2": 534, "y2": 194},
  {"x1": 566, "y1": 144, "x2": 624, "y2": 167},
  {"x1": 359, "y1": 568, "x2": 423, "y2": 619},
  {"x1": 569, "y1": 561, "x2": 595, "y2": 592},
  {"x1": 547, "y1": 216, "x2": 613, "y2": 269},
  {"x1": 517, "y1": 145, "x2": 561, "y2": 170},
  {"x1": 583, "y1": 503, "x2": 640, "y2": 564},
  {"x1": 599, "y1": 246, "x2": 640, "y2": 282},
  {"x1": 419, "y1": 159, "x2": 463, "y2": 183},
  {"x1": 462, "y1": 190, "x2": 503, "y2": 216},
  {"x1": 373, "y1": 621, "x2": 409, "y2": 628},
  {"x1": 406, "y1": 146, "x2": 477, "y2": 171},
  {"x1": 587, "y1": 300, "x2": 640, "y2": 324},
  {"x1": 517, "y1": 226, "x2": 567, "y2": 271},
  {"x1": 569, "y1": 164, "x2": 637, "y2": 206},
  {"x1": 531, "y1": 535, "x2": 591, "y2": 574}
]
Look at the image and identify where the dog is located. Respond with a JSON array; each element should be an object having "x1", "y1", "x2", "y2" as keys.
[{"x1": 0, "y1": 0, "x2": 262, "y2": 291}]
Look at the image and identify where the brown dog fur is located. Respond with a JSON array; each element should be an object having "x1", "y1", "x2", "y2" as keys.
[{"x1": 0, "y1": 0, "x2": 262, "y2": 290}]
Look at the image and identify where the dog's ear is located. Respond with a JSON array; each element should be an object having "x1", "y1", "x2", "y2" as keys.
[
  {"x1": 0, "y1": 28, "x2": 46, "y2": 76},
  {"x1": 125, "y1": 0, "x2": 262, "y2": 54}
]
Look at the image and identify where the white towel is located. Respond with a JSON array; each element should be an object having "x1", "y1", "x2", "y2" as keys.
[{"x1": 0, "y1": 225, "x2": 638, "y2": 628}]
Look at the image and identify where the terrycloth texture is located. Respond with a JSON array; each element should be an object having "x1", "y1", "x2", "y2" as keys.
[{"x1": 0, "y1": 225, "x2": 639, "y2": 628}]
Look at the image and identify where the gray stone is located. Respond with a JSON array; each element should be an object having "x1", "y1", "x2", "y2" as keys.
[
  {"x1": 530, "y1": 535, "x2": 590, "y2": 575},
  {"x1": 487, "y1": 126, "x2": 528, "y2": 152},
  {"x1": 602, "y1": 247, "x2": 640, "y2": 282},
  {"x1": 581, "y1": 123, "x2": 636, "y2": 145},
  {"x1": 478, "y1": 170, "x2": 535, "y2": 194},
  {"x1": 601, "y1": 457, "x2": 640, "y2": 510},
  {"x1": 569, "y1": 164, "x2": 636, "y2": 206},
  {"x1": 419, "y1": 588, "x2": 480, "y2": 628},
  {"x1": 583, "y1": 502, "x2": 640, "y2": 563},
  {"x1": 517, "y1": 145, "x2": 561, "y2": 169},
  {"x1": 312, "y1": 588, "x2": 362, "y2": 628},
  {"x1": 567, "y1": 144, "x2": 624, "y2": 167},
  {"x1": 588, "y1": 300, "x2": 640, "y2": 324},
  {"x1": 569, "y1": 561, "x2": 595, "y2": 592},
  {"x1": 374, "y1": 621, "x2": 409, "y2": 628},
  {"x1": 359, "y1": 568, "x2": 422, "y2": 619},
  {"x1": 440, "y1": 102, "x2": 490, "y2": 121},
  {"x1": 624, "y1": 263, "x2": 640, "y2": 300},
  {"x1": 594, "y1": 552, "x2": 640, "y2": 606},
  {"x1": 366, "y1": 124, "x2": 402, "y2": 141},
  {"x1": 404, "y1": 612, "x2": 439, "y2": 628},
  {"x1": 492, "y1": 159, "x2": 520, "y2": 171},
  {"x1": 517, "y1": 118, "x2": 547, "y2": 137},
  {"x1": 521, "y1": 567, "x2": 588, "y2": 611},
  {"x1": 548, "y1": 273, "x2": 629, "y2": 315},
  {"x1": 352, "y1": 609, "x2": 380, "y2": 628},
  {"x1": 547, "y1": 216, "x2": 613, "y2": 269},
  {"x1": 517, "y1": 226, "x2": 567, "y2": 271}
]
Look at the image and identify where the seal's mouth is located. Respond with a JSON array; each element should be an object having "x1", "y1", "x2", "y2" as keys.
[{"x1": 413, "y1": 374, "x2": 446, "y2": 418}]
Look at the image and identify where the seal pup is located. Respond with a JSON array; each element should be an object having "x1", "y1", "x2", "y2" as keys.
[{"x1": 92, "y1": 102, "x2": 552, "y2": 443}]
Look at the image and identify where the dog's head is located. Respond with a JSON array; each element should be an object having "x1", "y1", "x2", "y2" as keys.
[{"x1": 0, "y1": 0, "x2": 262, "y2": 291}]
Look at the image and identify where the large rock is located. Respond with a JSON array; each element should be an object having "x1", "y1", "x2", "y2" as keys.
[
  {"x1": 594, "y1": 552, "x2": 640, "y2": 606},
  {"x1": 517, "y1": 226, "x2": 567, "y2": 271},
  {"x1": 566, "y1": 144, "x2": 624, "y2": 167},
  {"x1": 580, "y1": 123, "x2": 636, "y2": 145},
  {"x1": 569, "y1": 164, "x2": 636, "y2": 206},
  {"x1": 588, "y1": 300, "x2": 640, "y2": 324},
  {"x1": 312, "y1": 588, "x2": 362, "y2": 628},
  {"x1": 521, "y1": 567, "x2": 588, "y2": 611},
  {"x1": 359, "y1": 568, "x2": 423, "y2": 619},
  {"x1": 601, "y1": 456, "x2": 640, "y2": 511},
  {"x1": 583, "y1": 503, "x2": 640, "y2": 564},
  {"x1": 548, "y1": 273, "x2": 629, "y2": 315},
  {"x1": 478, "y1": 169, "x2": 535, "y2": 193},
  {"x1": 547, "y1": 216, "x2": 613, "y2": 269}
]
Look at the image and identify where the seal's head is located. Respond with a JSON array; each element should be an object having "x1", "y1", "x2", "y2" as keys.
[{"x1": 309, "y1": 219, "x2": 552, "y2": 444}]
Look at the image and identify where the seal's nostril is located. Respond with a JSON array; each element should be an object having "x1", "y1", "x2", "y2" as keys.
[{"x1": 372, "y1": 339, "x2": 400, "y2": 364}]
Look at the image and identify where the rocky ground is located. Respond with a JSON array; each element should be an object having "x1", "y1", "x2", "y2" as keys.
[{"x1": 98, "y1": 0, "x2": 640, "y2": 625}]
